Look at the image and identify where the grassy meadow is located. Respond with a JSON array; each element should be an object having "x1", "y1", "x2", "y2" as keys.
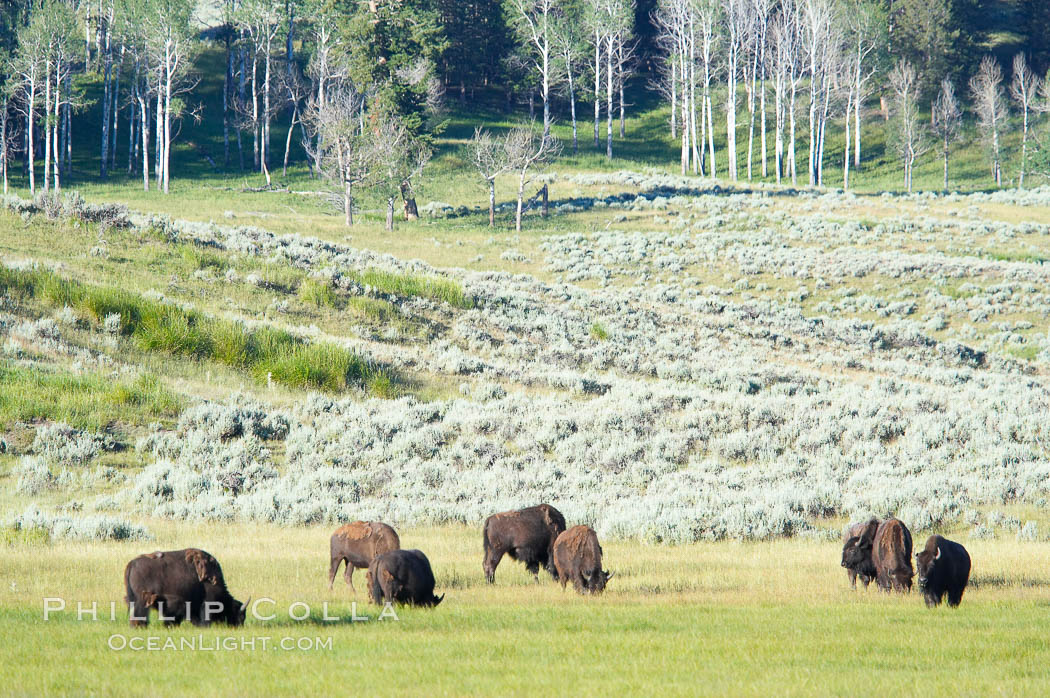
[{"x1": 4, "y1": 525, "x2": 1050, "y2": 696}]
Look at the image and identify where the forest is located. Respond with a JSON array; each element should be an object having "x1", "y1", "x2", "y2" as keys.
[{"x1": 1, "y1": 0, "x2": 1049, "y2": 219}]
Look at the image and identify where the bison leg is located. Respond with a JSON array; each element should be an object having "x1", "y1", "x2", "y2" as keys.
[
  {"x1": 923, "y1": 590, "x2": 941, "y2": 608},
  {"x1": 344, "y1": 563, "x2": 356, "y2": 591},
  {"x1": 483, "y1": 546, "x2": 505, "y2": 584},
  {"x1": 946, "y1": 587, "x2": 965, "y2": 608},
  {"x1": 524, "y1": 558, "x2": 541, "y2": 582},
  {"x1": 157, "y1": 598, "x2": 185, "y2": 627},
  {"x1": 128, "y1": 599, "x2": 150, "y2": 628},
  {"x1": 847, "y1": 570, "x2": 857, "y2": 588},
  {"x1": 328, "y1": 556, "x2": 343, "y2": 590}
]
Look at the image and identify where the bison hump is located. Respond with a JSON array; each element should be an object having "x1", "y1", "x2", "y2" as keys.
[
  {"x1": 334, "y1": 521, "x2": 373, "y2": 541},
  {"x1": 185, "y1": 549, "x2": 223, "y2": 586}
]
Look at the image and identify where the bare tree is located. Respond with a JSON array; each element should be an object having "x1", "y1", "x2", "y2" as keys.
[
  {"x1": 505, "y1": 122, "x2": 560, "y2": 232},
  {"x1": 302, "y1": 84, "x2": 369, "y2": 226},
  {"x1": 1010, "y1": 53, "x2": 1040, "y2": 188},
  {"x1": 799, "y1": 0, "x2": 839, "y2": 186},
  {"x1": 470, "y1": 127, "x2": 514, "y2": 226},
  {"x1": 842, "y1": 1, "x2": 882, "y2": 187},
  {"x1": 742, "y1": 0, "x2": 770, "y2": 180},
  {"x1": 599, "y1": 0, "x2": 633, "y2": 158},
  {"x1": 237, "y1": 0, "x2": 283, "y2": 186},
  {"x1": 931, "y1": 78, "x2": 961, "y2": 192},
  {"x1": 970, "y1": 55, "x2": 1008, "y2": 187},
  {"x1": 654, "y1": 0, "x2": 694, "y2": 174},
  {"x1": 769, "y1": 1, "x2": 801, "y2": 184},
  {"x1": 510, "y1": 0, "x2": 557, "y2": 140},
  {"x1": 721, "y1": 0, "x2": 746, "y2": 180},
  {"x1": 889, "y1": 59, "x2": 927, "y2": 192},
  {"x1": 584, "y1": 1, "x2": 607, "y2": 148},
  {"x1": 551, "y1": 7, "x2": 585, "y2": 154},
  {"x1": 371, "y1": 116, "x2": 431, "y2": 232},
  {"x1": 304, "y1": 3, "x2": 346, "y2": 174},
  {"x1": 11, "y1": 16, "x2": 44, "y2": 194}
]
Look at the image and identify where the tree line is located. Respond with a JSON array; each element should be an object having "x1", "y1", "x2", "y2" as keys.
[{"x1": 1, "y1": 0, "x2": 1049, "y2": 225}]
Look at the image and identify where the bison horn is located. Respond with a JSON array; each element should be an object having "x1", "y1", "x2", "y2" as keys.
[
  {"x1": 241, "y1": 597, "x2": 251, "y2": 610},
  {"x1": 934, "y1": 547, "x2": 941, "y2": 560},
  {"x1": 605, "y1": 570, "x2": 614, "y2": 580}
]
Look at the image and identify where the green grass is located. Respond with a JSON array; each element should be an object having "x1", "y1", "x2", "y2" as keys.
[
  {"x1": 590, "y1": 322, "x2": 610, "y2": 341},
  {"x1": 354, "y1": 268, "x2": 475, "y2": 309},
  {"x1": 0, "y1": 266, "x2": 392, "y2": 395},
  {"x1": 0, "y1": 362, "x2": 182, "y2": 431},
  {"x1": 3, "y1": 523, "x2": 1050, "y2": 696},
  {"x1": 297, "y1": 278, "x2": 338, "y2": 308}
]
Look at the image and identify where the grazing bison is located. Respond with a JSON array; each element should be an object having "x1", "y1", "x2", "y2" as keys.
[
  {"x1": 328, "y1": 521, "x2": 400, "y2": 590},
  {"x1": 553, "y1": 525, "x2": 613, "y2": 594},
  {"x1": 873, "y1": 518, "x2": 914, "y2": 592},
  {"x1": 483, "y1": 504, "x2": 566, "y2": 583},
  {"x1": 123, "y1": 549, "x2": 247, "y2": 627},
  {"x1": 366, "y1": 550, "x2": 444, "y2": 607},
  {"x1": 916, "y1": 535, "x2": 971, "y2": 608},
  {"x1": 841, "y1": 519, "x2": 879, "y2": 588}
]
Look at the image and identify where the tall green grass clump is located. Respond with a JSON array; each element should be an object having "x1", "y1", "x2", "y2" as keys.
[
  {"x1": 0, "y1": 267, "x2": 393, "y2": 395},
  {"x1": 356, "y1": 268, "x2": 474, "y2": 309},
  {"x1": 0, "y1": 362, "x2": 182, "y2": 430},
  {"x1": 298, "y1": 277, "x2": 339, "y2": 308}
]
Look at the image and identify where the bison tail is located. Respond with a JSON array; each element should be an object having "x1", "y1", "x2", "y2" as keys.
[{"x1": 482, "y1": 518, "x2": 492, "y2": 554}]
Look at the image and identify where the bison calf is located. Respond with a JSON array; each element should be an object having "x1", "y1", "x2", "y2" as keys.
[
  {"x1": 553, "y1": 525, "x2": 613, "y2": 594},
  {"x1": 328, "y1": 521, "x2": 400, "y2": 590},
  {"x1": 367, "y1": 550, "x2": 444, "y2": 607},
  {"x1": 483, "y1": 504, "x2": 566, "y2": 583},
  {"x1": 916, "y1": 535, "x2": 971, "y2": 608},
  {"x1": 841, "y1": 519, "x2": 879, "y2": 588},
  {"x1": 124, "y1": 549, "x2": 247, "y2": 627}
]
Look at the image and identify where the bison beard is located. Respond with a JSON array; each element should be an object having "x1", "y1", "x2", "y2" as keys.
[
  {"x1": 123, "y1": 549, "x2": 247, "y2": 628},
  {"x1": 366, "y1": 550, "x2": 444, "y2": 607},
  {"x1": 916, "y1": 535, "x2": 971, "y2": 608},
  {"x1": 483, "y1": 504, "x2": 566, "y2": 583},
  {"x1": 553, "y1": 525, "x2": 613, "y2": 594},
  {"x1": 328, "y1": 521, "x2": 400, "y2": 590}
]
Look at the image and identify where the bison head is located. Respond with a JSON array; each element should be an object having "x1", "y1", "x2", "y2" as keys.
[
  {"x1": 841, "y1": 535, "x2": 872, "y2": 570},
  {"x1": 584, "y1": 569, "x2": 614, "y2": 594},
  {"x1": 225, "y1": 597, "x2": 248, "y2": 626},
  {"x1": 916, "y1": 546, "x2": 940, "y2": 588}
]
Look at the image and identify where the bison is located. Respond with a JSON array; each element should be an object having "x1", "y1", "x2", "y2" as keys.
[
  {"x1": 553, "y1": 525, "x2": 613, "y2": 594},
  {"x1": 482, "y1": 504, "x2": 566, "y2": 583},
  {"x1": 916, "y1": 535, "x2": 971, "y2": 608},
  {"x1": 873, "y1": 518, "x2": 914, "y2": 592},
  {"x1": 123, "y1": 549, "x2": 247, "y2": 627},
  {"x1": 328, "y1": 521, "x2": 400, "y2": 590},
  {"x1": 366, "y1": 550, "x2": 444, "y2": 607},
  {"x1": 841, "y1": 519, "x2": 879, "y2": 588}
]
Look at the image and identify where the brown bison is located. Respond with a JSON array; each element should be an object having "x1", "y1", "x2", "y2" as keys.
[
  {"x1": 841, "y1": 519, "x2": 879, "y2": 588},
  {"x1": 916, "y1": 535, "x2": 971, "y2": 608},
  {"x1": 553, "y1": 525, "x2": 613, "y2": 594},
  {"x1": 328, "y1": 521, "x2": 400, "y2": 590},
  {"x1": 873, "y1": 518, "x2": 914, "y2": 592},
  {"x1": 366, "y1": 550, "x2": 444, "y2": 607},
  {"x1": 123, "y1": 549, "x2": 247, "y2": 627},
  {"x1": 483, "y1": 504, "x2": 566, "y2": 583}
]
